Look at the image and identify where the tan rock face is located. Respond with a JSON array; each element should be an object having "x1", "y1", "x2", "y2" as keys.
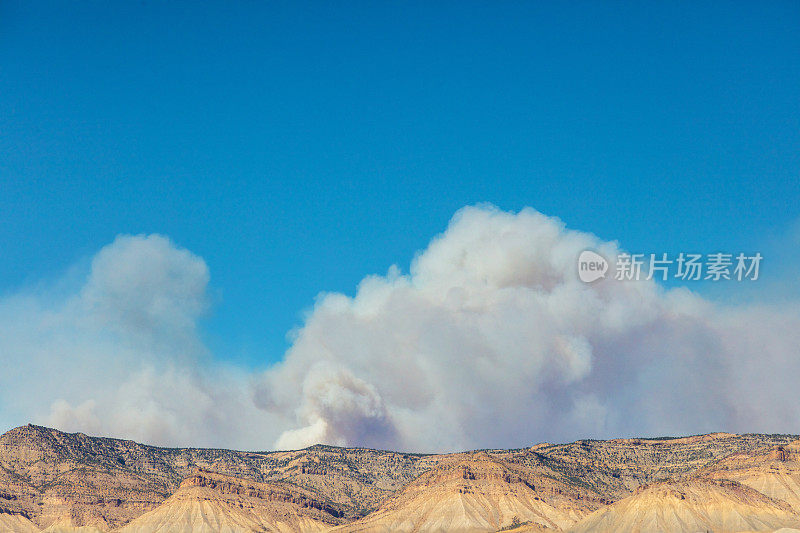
[
  {"x1": 702, "y1": 440, "x2": 800, "y2": 515},
  {"x1": 117, "y1": 470, "x2": 344, "y2": 533},
  {"x1": 329, "y1": 453, "x2": 600, "y2": 532},
  {"x1": 568, "y1": 479, "x2": 800, "y2": 533},
  {"x1": 0, "y1": 509, "x2": 39, "y2": 533},
  {"x1": 1, "y1": 424, "x2": 800, "y2": 532}
]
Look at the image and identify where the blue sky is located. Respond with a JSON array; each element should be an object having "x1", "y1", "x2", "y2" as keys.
[{"x1": 2, "y1": 1, "x2": 798, "y2": 370}]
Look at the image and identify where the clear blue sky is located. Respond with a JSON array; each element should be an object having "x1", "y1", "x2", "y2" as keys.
[{"x1": 2, "y1": 1, "x2": 798, "y2": 367}]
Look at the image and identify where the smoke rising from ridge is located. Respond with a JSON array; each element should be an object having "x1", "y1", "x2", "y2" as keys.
[
  {"x1": 0, "y1": 206, "x2": 798, "y2": 451},
  {"x1": 0, "y1": 234, "x2": 278, "y2": 448},
  {"x1": 257, "y1": 206, "x2": 800, "y2": 451}
]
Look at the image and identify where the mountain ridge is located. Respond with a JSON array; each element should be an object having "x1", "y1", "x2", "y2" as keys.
[{"x1": 2, "y1": 424, "x2": 799, "y2": 532}]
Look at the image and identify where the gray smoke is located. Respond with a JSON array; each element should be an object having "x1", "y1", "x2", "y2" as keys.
[
  {"x1": 1, "y1": 207, "x2": 798, "y2": 452},
  {"x1": 257, "y1": 206, "x2": 800, "y2": 451}
]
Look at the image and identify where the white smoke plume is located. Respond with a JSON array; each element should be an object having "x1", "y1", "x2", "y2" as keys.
[
  {"x1": 0, "y1": 234, "x2": 279, "y2": 448},
  {"x1": 257, "y1": 205, "x2": 800, "y2": 451},
  {"x1": 1, "y1": 207, "x2": 798, "y2": 452}
]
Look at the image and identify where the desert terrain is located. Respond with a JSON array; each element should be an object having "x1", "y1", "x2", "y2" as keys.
[{"x1": 1, "y1": 425, "x2": 800, "y2": 532}]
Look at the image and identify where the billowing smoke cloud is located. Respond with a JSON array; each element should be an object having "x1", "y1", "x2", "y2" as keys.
[
  {"x1": 0, "y1": 234, "x2": 279, "y2": 448},
  {"x1": 257, "y1": 206, "x2": 800, "y2": 452},
  {"x1": 1, "y1": 207, "x2": 798, "y2": 452},
  {"x1": 81, "y1": 234, "x2": 209, "y2": 348}
]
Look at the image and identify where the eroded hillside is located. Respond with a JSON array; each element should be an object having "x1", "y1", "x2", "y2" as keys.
[{"x1": 1, "y1": 424, "x2": 798, "y2": 532}]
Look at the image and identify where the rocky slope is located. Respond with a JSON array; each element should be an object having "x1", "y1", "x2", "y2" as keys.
[
  {"x1": 0, "y1": 510, "x2": 38, "y2": 533},
  {"x1": 568, "y1": 479, "x2": 800, "y2": 533},
  {"x1": 1, "y1": 424, "x2": 798, "y2": 532},
  {"x1": 117, "y1": 469, "x2": 344, "y2": 533},
  {"x1": 329, "y1": 452, "x2": 598, "y2": 532},
  {"x1": 0, "y1": 424, "x2": 432, "y2": 529},
  {"x1": 702, "y1": 439, "x2": 800, "y2": 514}
]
